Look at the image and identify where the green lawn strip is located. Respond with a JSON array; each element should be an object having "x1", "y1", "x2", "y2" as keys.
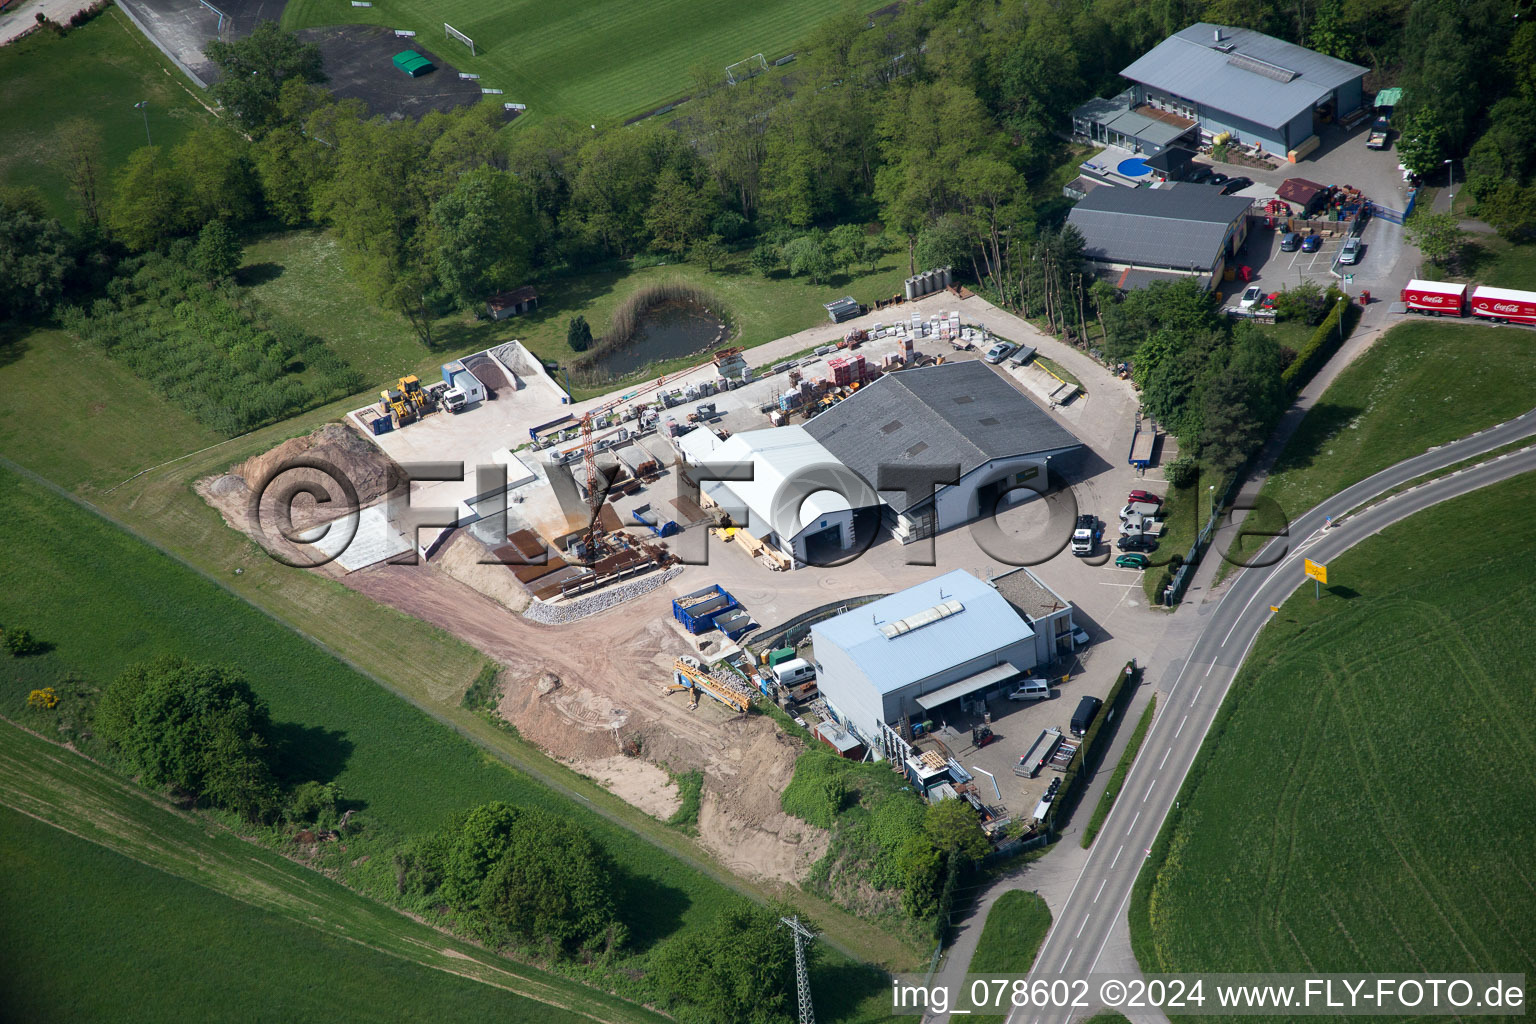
[
  {"x1": 0, "y1": 723, "x2": 660, "y2": 1023},
  {"x1": 1080, "y1": 695, "x2": 1157, "y2": 848},
  {"x1": 1131, "y1": 474, "x2": 1536, "y2": 997},
  {"x1": 1339, "y1": 435, "x2": 1536, "y2": 519},
  {"x1": 0, "y1": 441, "x2": 920, "y2": 979},
  {"x1": 244, "y1": 230, "x2": 911, "y2": 402},
  {"x1": 1032, "y1": 354, "x2": 1083, "y2": 391},
  {"x1": 279, "y1": 0, "x2": 865, "y2": 124},
  {"x1": 1225, "y1": 319, "x2": 1536, "y2": 570},
  {"x1": 1142, "y1": 477, "x2": 1221, "y2": 604},
  {"x1": 0, "y1": 9, "x2": 215, "y2": 221},
  {"x1": 964, "y1": 890, "x2": 1052, "y2": 1024}
]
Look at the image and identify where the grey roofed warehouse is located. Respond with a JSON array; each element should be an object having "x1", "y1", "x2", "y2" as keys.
[
  {"x1": 804, "y1": 361, "x2": 1084, "y2": 543},
  {"x1": 1066, "y1": 185, "x2": 1253, "y2": 289}
]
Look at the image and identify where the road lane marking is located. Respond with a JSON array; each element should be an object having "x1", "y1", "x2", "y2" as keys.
[
  {"x1": 1175, "y1": 714, "x2": 1188, "y2": 738},
  {"x1": 1126, "y1": 810, "x2": 1140, "y2": 834},
  {"x1": 1205, "y1": 658, "x2": 1217, "y2": 676},
  {"x1": 1094, "y1": 878, "x2": 1107, "y2": 903},
  {"x1": 1089, "y1": 883, "x2": 1137, "y2": 973},
  {"x1": 1159, "y1": 746, "x2": 1171, "y2": 769},
  {"x1": 1191, "y1": 683, "x2": 1203, "y2": 705},
  {"x1": 1109, "y1": 845, "x2": 1123, "y2": 869},
  {"x1": 1076, "y1": 915, "x2": 1090, "y2": 938},
  {"x1": 1143, "y1": 779, "x2": 1155, "y2": 802}
]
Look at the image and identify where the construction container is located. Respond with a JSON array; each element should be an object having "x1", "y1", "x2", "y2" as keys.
[
  {"x1": 370, "y1": 417, "x2": 393, "y2": 435},
  {"x1": 672, "y1": 584, "x2": 739, "y2": 634},
  {"x1": 766, "y1": 647, "x2": 796, "y2": 669},
  {"x1": 714, "y1": 607, "x2": 752, "y2": 640}
]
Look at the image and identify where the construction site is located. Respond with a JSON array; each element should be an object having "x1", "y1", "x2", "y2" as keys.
[{"x1": 197, "y1": 287, "x2": 1155, "y2": 882}]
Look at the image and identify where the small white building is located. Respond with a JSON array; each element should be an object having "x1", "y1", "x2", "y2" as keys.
[
  {"x1": 811, "y1": 569, "x2": 1076, "y2": 759},
  {"x1": 677, "y1": 425, "x2": 873, "y2": 568}
]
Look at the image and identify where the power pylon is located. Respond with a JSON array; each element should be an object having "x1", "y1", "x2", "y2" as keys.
[{"x1": 780, "y1": 915, "x2": 817, "y2": 1024}]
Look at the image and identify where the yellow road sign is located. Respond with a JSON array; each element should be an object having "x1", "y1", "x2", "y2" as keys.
[{"x1": 1304, "y1": 558, "x2": 1328, "y2": 584}]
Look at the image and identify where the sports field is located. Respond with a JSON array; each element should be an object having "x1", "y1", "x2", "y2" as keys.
[
  {"x1": 1133, "y1": 473, "x2": 1536, "y2": 1000},
  {"x1": 0, "y1": 10, "x2": 214, "y2": 220},
  {"x1": 280, "y1": 0, "x2": 863, "y2": 121}
]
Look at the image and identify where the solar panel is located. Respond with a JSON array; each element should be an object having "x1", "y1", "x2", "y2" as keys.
[{"x1": 1227, "y1": 52, "x2": 1298, "y2": 83}]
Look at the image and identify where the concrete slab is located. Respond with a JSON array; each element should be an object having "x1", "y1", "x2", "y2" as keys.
[{"x1": 302, "y1": 502, "x2": 412, "y2": 571}]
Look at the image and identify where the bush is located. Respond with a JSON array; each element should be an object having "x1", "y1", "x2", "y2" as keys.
[
  {"x1": 1281, "y1": 295, "x2": 1356, "y2": 395},
  {"x1": 286, "y1": 780, "x2": 343, "y2": 829},
  {"x1": 460, "y1": 663, "x2": 502, "y2": 710},
  {"x1": 667, "y1": 770, "x2": 703, "y2": 830},
  {"x1": 566, "y1": 315, "x2": 593, "y2": 353},
  {"x1": 780, "y1": 749, "x2": 852, "y2": 828},
  {"x1": 26, "y1": 687, "x2": 60, "y2": 710},
  {"x1": 1164, "y1": 457, "x2": 1199, "y2": 489},
  {"x1": 3, "y1": 626, "x2": 41, "y2": 657}
]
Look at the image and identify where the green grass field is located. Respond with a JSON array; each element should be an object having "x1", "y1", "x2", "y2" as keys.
[
  {"x1": 1132, "y1": 474, "x2": 1536, "y2": 1002},
  {"x1": 1225, "y1": 320, "x2": 1536, "y2": 567},
  {"x1": 243, "y1": 230, "x2": 912, "y2": 399},
  {"x1": 965, "y1": 890, "x2": 1052, "y2": 1024},
  {"x1": 1081, "y1": 695, "x2": 1156, "y2": 848},
  {"x1": 280, "y1": 0, "x2": 862, "y2": 123},
  {"x1": 0, "y1": 762, "x2": 641, "y2": 1024},
  {"x1": 0, "y1": 10, "x2": 214, "y2": 220}
]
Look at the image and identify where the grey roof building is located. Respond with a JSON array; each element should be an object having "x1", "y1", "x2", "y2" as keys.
[
  {"x1": 1119, "y1": 24, "x2": 1366, "y2": 157},
  {"x1": 805, "y1": 361, "x2": 1084, "y2": 543},
  {"x1": 1067, "y1": 184, "x2": 1253, "y2": 289}
]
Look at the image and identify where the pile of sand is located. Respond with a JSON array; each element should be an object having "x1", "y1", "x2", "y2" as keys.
[{"x1": 237, "y1": 423, "x2": 401, "y2": 513}]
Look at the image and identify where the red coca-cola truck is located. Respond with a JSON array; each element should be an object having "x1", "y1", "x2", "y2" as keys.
[
  {"x1": 1399, "y1": 279, "x2": 1468, "y2": 316},
  {"x1": 1469, "y1": 285, "x2": 1536, "y2": 326}
]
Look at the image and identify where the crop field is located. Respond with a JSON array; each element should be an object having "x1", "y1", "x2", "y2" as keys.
[
  {"x1": 1227, "y1": 320, "x2": 1536, "y2": 566},
  {"x1": 0, "y1": 463, "x2": 898, "y2": 1018},
  {"x1": 280, "y1": 0, "x2": 863, "y2": 123},
  {"x1": 1133, "y1": 474, "x2": 1536, "y2": 1005},
  {"x1": 0, "y1": 10, "x2": 214, "y2": 220},
  {"x1": 0, "y1": 732, "x2": 645, "y2": 1024}
]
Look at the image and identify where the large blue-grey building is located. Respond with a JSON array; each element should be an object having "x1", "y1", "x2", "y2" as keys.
[
  {"x1": 811, "y1": 569, "x2": 1077, "y2": 760},
  {"x1": 1075, "y1": 23, "x2": 1367, "y2": 159}
]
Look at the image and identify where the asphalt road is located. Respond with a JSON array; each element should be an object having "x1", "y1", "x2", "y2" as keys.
[{"x1": 1001, "y1": 411, "x2": 1536, "y2": 1024}]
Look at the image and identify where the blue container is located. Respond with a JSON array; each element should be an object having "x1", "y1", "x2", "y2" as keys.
[{"x1": 370, "y1": 417, "x2": 393, "y2": 435}]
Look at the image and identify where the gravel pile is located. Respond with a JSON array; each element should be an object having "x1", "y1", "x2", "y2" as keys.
[{"x1": 522, "y1": 567, "x2": 683, "y2": 625}]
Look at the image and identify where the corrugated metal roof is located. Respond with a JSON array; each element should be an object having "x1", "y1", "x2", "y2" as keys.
[
  {"x1": 804, "y1": 362, "x2": 1082, "y2": 511},
  {"x1": 676, "y1": 425, "x2": 859, "y2": 542},
  {"x1": 813, "y1": 570, "x2": 1033, "y2": 695},
  {"x1": 1068, "y1": 185, "x2": 1252, "y2": 272},
  {"x1": 1121, "y1": 23, "x2": 1366, "y2": 130}
]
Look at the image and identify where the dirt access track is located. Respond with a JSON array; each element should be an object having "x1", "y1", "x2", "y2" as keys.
[{"x1": 198, "y1": 426, "x2": 826, "y2": 885}]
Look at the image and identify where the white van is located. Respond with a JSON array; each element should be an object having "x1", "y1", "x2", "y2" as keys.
[
  {"x1": 771, "y1": 658, "x2": 816, "y2": 687},
  {"x1": 1007, "y1": 678, "x2": 1051, "y2": 702}
]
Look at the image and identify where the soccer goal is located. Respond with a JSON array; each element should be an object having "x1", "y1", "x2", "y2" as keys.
[
  {"x1": 444, "y1": 22, "x2": 476, "y2": 57},
  {"x1": 724, "y1": 53, "x2": 768, "y2": 85}
]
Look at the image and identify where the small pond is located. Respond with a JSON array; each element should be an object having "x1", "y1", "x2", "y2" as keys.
[{"x1": 583, "y1": 299, "x2": 728, "y2": 379}]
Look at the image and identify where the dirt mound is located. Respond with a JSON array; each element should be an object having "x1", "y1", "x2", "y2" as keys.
[
  {"x1": 436, "y1": 532, "x2": 532, "y2": 613},
  {"x1": 237, "y1": 423, "x2": 400, "y2": 509},
  {"x1": 206, "y1": 474, "x2": 248, "y2": 497}
]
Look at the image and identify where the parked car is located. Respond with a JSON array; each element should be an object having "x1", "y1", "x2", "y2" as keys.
[
  {"x1": 1071, "y1": 626, "x2": 1090, "y2": 646},
  {"x1": 1280, "y1": 232, "x2": 1302, "y2": 252},
  {"x1": 1117, "y1": 534, "x2": 1158, "y2": 553},
  {"x1": 1340, "y1": 237, "x2": 1363, "y2": 265},
  {"x1": 1240, "y1": 285, "x2": 1264, "y2": 309},
  {"x1": 1119, "y1": 501, "x2": 1161, "y2": 519},
  {"x1": 1115, "y1": 553, "x2": 1150, "y2": 570},
  {"x1": 1219, "y1": 176, "x2": 1254, "y2": 194},
  {"x1": 1007, "y1": 679, "x2": 1052, "y2": 701},
  {"x1": 984, "y1": 341, "x2": 1016, "y2": 364},
  {"x1": 1185, "y1": 164, "x2": 1214, "y2": 184},
  {"x1": 1207, "y1": 172, "x2": 1229, "y2": 186},
  {"x1": 1070, "y1": 695, "x2": 1103, "y2": 737},
  {"x1": 1301, "y1": 234, "x2": 1324, "y2": 253},
  {"x1": 1127, "y1": 489, "x2": 1163, "y2": 504}
]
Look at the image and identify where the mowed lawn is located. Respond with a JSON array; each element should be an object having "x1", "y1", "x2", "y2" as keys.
[
  {"x1": 281, "y1": 0, "x2": 863, "y2": 122},
  {"x1": 243, "y1": 229, "x2": 912, "y2": 399},
  {"x1": 0, "y1": 10, "x2": 214, "y2": 220},
  {"x1": 965, "y1": 891, "x2": 1052, "y2": 1023},
  {"x1": 1228, "y1": 319, "x2": 1536, "y2": 565},
  {"x1": 1134, "y1": 474, "x2": 1536, "y2": 993}
]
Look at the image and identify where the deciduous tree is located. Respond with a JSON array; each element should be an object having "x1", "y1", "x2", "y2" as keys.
[{"x1": 206, "y1": 21, "x2": 325, "y2": 132}]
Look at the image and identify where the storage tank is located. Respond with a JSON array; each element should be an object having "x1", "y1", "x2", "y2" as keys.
[
  {"x1": 904, "y1": 276, "x2": 917, "y2": 300},
  {"x1": 940, "y1": 266, "x2": 953, "y2": 288}
]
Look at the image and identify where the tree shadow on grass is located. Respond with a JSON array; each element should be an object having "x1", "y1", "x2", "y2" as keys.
[
  {"x1": 811, "y1": 958, "x2": 893, "y2": 1023},
  {"x1": 267, "y1": 721, "x2": 355, "y2": 788},
  {"x1": 1269, "y1": 401, "x2": 1364, "y2": 476},
  {"x1": 0, "y1": 321, "x2": 32, "y2": 371},
  {"x1": 609, "y1": 866, "x2": 689, "y2": 953},
  {"x1": 1455, "y1": 240, "x2": 1497, "y2": 278},
  {"x1": 236, "y1": 262, "x2": 285, "y2": 287}
]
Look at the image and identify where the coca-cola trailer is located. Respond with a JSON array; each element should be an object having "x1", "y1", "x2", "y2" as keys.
[
  {"x1": 1399, "y1": 279, "x2": 1467, "y2": 315},
  {"x1": 1470, "y1": 285, "x2": 1536, "y2": 326}
]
